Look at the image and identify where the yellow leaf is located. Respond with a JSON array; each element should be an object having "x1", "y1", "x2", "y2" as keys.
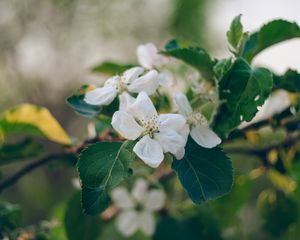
[{"x1": 2, "y1": 104, "x2": 71, "y2": 145}]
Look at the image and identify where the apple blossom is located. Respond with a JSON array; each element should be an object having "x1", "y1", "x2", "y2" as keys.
[
  {"x1": 137, "y1": 43, "x2": 173, "y2": 87},
  {"x1": 111, "y1": 178, "x2": 166, "y2": 237},
  {"x1": 84, "y1": 66, "x2": 159, "y2": 106},
  {"x1": 112, "y1": 91, "x2": 187, "y2": 167},
  {"x1": 174, "y1": 92, "x2": 221, "y2": 148}
]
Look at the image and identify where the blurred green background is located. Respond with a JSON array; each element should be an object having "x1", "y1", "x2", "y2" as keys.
[{"x1": 0, "y1": 0, "x2": 300, "y2": 239}]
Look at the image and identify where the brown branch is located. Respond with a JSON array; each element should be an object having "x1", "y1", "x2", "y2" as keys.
[
  {"x1": 0, "y1": 153, "x2": 67, "y2": 193},
  {"x1": 225, "y1": 132, "x2": 300, "y2": 155},
  {"x1": 0, "y1": 133, "x2": 121, "y2": 193}
]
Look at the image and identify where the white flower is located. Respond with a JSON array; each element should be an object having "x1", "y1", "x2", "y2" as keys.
[
  {"x1": 84, "y1": 67, "x2": 159, "y2": 106},
  {"x1": 137, "y1": 43, "x2": 168, "y2": 70},
  {"x1": 137, "y1": 43, "x2": 173, "y2": 88},
  {"x1": 174, "y1": 92, "x2": 221, "y2": 148},
  {"x1": 112, "y1": 91, "x2": 187, "y2": 167},
  {"x1": 111, "y1": 178, "x2": 166, "y2": 237}
]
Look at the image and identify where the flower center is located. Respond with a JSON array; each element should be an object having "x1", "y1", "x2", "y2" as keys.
[
  {"x1": 135, "y1": 202, "x2": 144, "y2": 211},
  {"x1": 139, "y1": 116, "x2": 160, "y2": 138},
  {"x1": 186, "y1": 112, "x2": 208, "y2": 127},
  {"x1": 109, "y1": 76, "x2": 128, "y2": 93}
]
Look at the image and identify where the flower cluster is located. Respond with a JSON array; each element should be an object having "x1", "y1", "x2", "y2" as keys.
[
  {"x1": 84, "y1": 43, "x2": 221, "y2": 168},
  {"x1": 111, "y1": 178, "x2": 165, "y2": 237}
]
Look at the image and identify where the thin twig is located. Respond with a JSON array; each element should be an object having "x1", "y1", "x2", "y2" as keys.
[
  {"x1": 0, "y1": 153, "x2": 67, "y2": 193},
  {"x1": 0, "y1": 134, "x2": 120, "y2": 193},
  {"x1": 225, "y1": 132, "x2": 300, "y2": 155}
]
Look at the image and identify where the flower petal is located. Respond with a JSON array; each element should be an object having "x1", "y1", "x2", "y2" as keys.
[
  {"x1": 137, "y1": 43, "x2": 158, "y2": 69},
  {"x1": 179, "y1": 124, "x2": 190, "y2": 142},
  {"x1": 111, "y1": 187, "x2": 135, "y2": 209},
  {"x1": 116, "y1": 210, "x2": 139, "y2": 236},
  {"x1": 144, "y1": 189, "x2": 166, "y2": 211},
  {"x1": 128, "y1": 91, "x2": 157, "y2": 120},
  {"x1": 138, "y1": 211, "x2": 155, "y2": 236},
  {"x1": 158, "y1": 113, "x2": 186, "y2": 132},
  {"x1": 132, "y1": 178, "x2": 149, "y2": 203},
  {"x1": 174, "y1": 92, "x2": 193, "y2": 116},
  {"x1": 133, "y1": 135, "x2": 164, "y2": 168},
  {"x1": 119, "y1": 92, "x2": 135, "y2": 112},
  {"x1": 123, "y1": 67, "x2": 144, "y2": 84},
  {"x1": 190, "y1": 125, "x2": 221, "y2": 148},
  {"x1": 71, "y1": 178, "x2": 81, "y2": 190},
  {"x1": 104, "y1": 76, "x2": 119, "y2": 88},
  {"x1": 158, "y1": 72, "x2": 174, "y2": 87},
  {"x1": 174, "y1": 147, "x2": 185, "y2": 160},
  {"x1": 112, "y1": 111, "x2": 144, "y2": 140},
  {"x1": 128, "y1": 70, "x2": 159, "y2": 95},
  {"x1": 155, "y1": 128, "x2": 186, "y2": 155},
  {"x1": 84, "y1": 86, "x2": 117, "y2": 106}
]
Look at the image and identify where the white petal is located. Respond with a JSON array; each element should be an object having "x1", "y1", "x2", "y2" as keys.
[
  {"x1": 116, "y1": 210, "x2": 139, "y2": 236},
  {"x1": 174, "y1": 92, "x2": 193, "y2": 116},
  {"x1": 155, "y1": 128, "x2": 186, "y2": 155},
  {"x1": 138, "y1": 211, "x2": 155, "y2": 236},
  {"x1": 111, "y1": 111, "x2": 144, "y2": 140},
  {"x1": 174, "y1": 147, "x2": 185, "y2": 160},
  {"x1": 111, "y1": 187, "x2": 135, "y2": 209},
  {"x1": 158, "y1": 72, "x2": 174, "y2": 87},
  {"x1": 71, "y1": 178, "x2": 81, "y2": 190},
  {"x1": 132, "y1": 178, "x2": 149, "y2": 203},
  {"x1": 84, "y1": 86, "x2": 117, "y2": 106},
  {"x1": 123, "y1": 67, "x2": 144, "y2": 84},
  {"x1": 128, "y1": 91, "x2": 157, "y2": 120},
  {"x1": 133, "y1": 135, "x2": 164, "y2": 168},
  {"x1": 104, "y1": 76, "x2": 119, "y2": 87},
  {"x1": 128, "y1": 70, "x2": 159, "y2": 95},
  {"x1": 119, "y1": 92, "x2": 135, "y2": 112},
  {"x1": 137, "y1": 43, "x2": 158, "y2": 69},
  {"x1": 158, "y1": 113, "x2": 186, "y2": 132},
  {"x1": 190, "y1": 125, "x2": 221, "y2": 148},
  {"x1": 178, "y1": 124, "x2": 190, "y2": 142},
  {"x1": 144, "y1": 189, "x2": 166, "y2": 211}
]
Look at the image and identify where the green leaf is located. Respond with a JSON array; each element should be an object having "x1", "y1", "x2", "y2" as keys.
[
  {"x1": 213, "y1": 58, "x2": 273, "y2": 137},
  {"x1": 213, "y1": 58, "x2": 233, "y2": 80},
  {"x1": 162, "y1": 40, "x2": 216, "y2": 81},
  {"x1": 0, "y1": 201, "x2": 22, "y2": 231},
  {"x1": 91, "y1": 61, "x2": 135, "y2": 75},
  {"x1": 227, "y1": 14, "x2": 243, "y2": 49},
  {"x1": 78, "y1": 141, "x2": 135, "y2": 214},
  {"x1": 81, "y1": 186, "x2": 110, "y2": 215},
  {"x1": 273, "y1": 69, "x2": 300, "y2": 92},
  {"x1": 172, "y1": 138, "x2": 233, "y2": 204},
  {"x1": 64, "y1": 192, "x2": 103, "y2": 240},
  {"x1": 242, "y1": 19, "x2": 300, "y2": 62},
  {"x1": 67, "y1": 85, "x2": 102, "y2": 119},
  {"x1": 0, "y1": 138, "x2": 43, "y2": 165}
]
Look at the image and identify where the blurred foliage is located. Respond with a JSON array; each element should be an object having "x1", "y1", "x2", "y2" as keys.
[{"x1": 170, "y1": 0, "x2": 207, "y2": 44}]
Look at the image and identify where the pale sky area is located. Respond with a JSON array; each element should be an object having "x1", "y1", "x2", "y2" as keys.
[{"x1": 209, "y1": 0, "x2": 300, "y2": 73}]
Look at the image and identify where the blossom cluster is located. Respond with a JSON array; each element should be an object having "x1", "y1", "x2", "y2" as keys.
[{"x1": 84, "y1": 43, "x2": 221, "y2": 168}]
